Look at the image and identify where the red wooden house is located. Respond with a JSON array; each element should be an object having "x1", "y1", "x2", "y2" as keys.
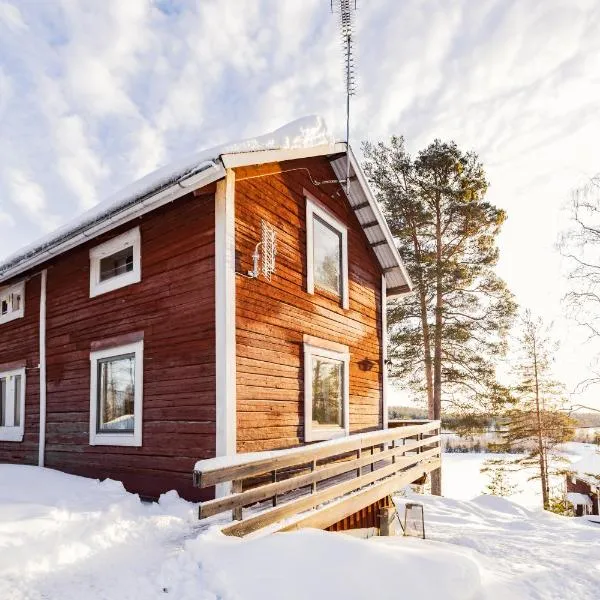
[{"x1": 0, "y1": 117, "x2": 439, "y2": 521}]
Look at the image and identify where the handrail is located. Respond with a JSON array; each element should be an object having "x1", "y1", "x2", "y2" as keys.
[
  {"x1": 194, "y1": 420, "x2": 440, "y2": 488},
  {"x1": 193, "y1": 421, "x2": 441, "y2": 536}
]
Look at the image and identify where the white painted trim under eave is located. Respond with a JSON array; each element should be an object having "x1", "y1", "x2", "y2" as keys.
[
  {"x1": 347, "y1": 148, "x2": 413, "y2": 292},
  {"x1": 215, "y1": 169, "x2": 237, "y2": 496},
  {"x1": 220, "y1": 142, "x2": 347, "y2": 169},
  {"x1": 382, "y1": 274, "x2": 388, "y2": 429},
  {"x1": 38, "y1": 269, "x2": 47, "y2": 466}
]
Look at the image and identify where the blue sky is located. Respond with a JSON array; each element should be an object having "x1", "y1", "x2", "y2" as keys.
[{"x1": 2, "y1": 0, "x2": 600, "y2": 407}]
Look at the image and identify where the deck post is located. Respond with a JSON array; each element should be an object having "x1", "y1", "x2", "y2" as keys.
[{"x1": 232, "y1": 479, "x2": 243, "y2": 520}]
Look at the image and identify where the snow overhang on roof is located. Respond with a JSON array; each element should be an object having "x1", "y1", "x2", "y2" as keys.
[
  {"x1": 572, "y1": 452, "x2": 600, "y2": 483},
  {"x1": 0, "y1": 116, "x2": 411, "y2": 297}
]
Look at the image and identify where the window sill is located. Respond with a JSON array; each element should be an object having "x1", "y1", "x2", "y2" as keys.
[
  {"x1": 305, "y1": 427, "x2": 347, "y2": 443},
  {"x1": 0, "y1": 428, "x2": 24, "y2": 442},
  {"x1": 89, "y1": 433, "x2": 141, "y2": 447},
  {"x1": 90, "y1": 271, "x2": 141, "y2": 298},
  {"x1": 0, "y1": 310, "x2": 24, "y2": 325}
]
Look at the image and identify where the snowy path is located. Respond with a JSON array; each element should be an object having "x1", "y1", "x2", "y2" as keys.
[{"x1": 2, "y1": 464, "x2": 600, "y2": 599}]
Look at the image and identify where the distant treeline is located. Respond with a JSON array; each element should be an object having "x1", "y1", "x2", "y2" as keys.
[{"x1": 388, "y1": 406, "x2": 600, "y2": 430}]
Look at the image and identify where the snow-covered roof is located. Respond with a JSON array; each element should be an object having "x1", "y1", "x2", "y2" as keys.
[
  {"x1": 567, "y1": 492, "x2": 593, "y2": 506},
  {"x1": 0, "y1": 115, "x2": 411, "y2": 295}
]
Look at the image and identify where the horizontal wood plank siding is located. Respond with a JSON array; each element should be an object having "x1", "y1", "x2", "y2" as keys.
[
  {"x1": 235, "y1": 157, "x2": 384, "y2": 452},
  {"x1": 42, "y1": 191, "x2": 216, "y2": 500},
  {"x1": 0, "y1": 274, "x2": 41, "y2": 464}
]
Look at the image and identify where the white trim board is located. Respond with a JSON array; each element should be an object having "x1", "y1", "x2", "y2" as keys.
[
  {"x1": 89, "y1": 340, "x2": 144, "y2": 447},
  {"x1": 38, "y1": 270, "x2": 47, "y2": 465},
  {"x1": 215, "y1": 169, "x2": 237, "y2": 496},
  {"x1": 303, "y1": 342, "x2": 350, "y2": 443},
  {"x1": 221, "y1": 143, "x2": 346, "y2": 169},
  {"x1": 305, "y1": 192, "x2": 349, "y2": 310},
  {"x1": 0, "y1": 367, "x2": 26, "y2": 442},
  {"x1": 89, "y1": 227, "x2": 141, "y2": 298}
]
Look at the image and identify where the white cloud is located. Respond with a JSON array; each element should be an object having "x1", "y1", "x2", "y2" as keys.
[
  {"x1": 0, "y1": 1, "x2": 27, "y2": 32},
  {"x1": 5, "y1": 169, "x2": 60, "y2": 232},
  {"x1": 1, "y1": 0, "x2": 600, "y2": 404}
]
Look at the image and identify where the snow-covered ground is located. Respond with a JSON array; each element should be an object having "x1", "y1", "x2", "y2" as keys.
[
  {"x1": 443, "y1": 443, "x2": 598, "y2": 509},
  {"x1": 2, "y1": 461, "x2": 600, "y2": 600}
]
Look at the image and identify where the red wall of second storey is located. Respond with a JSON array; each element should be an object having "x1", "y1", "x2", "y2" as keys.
[
  {"x1": 0, "y1": 274, "x2": 41, "y2": 464},
  {"x1": 38, "y1": 190, "x2": 216, "y2": 500},
  {"x1": 234, "y1": 157, "x2": 384, "y2": 452}
]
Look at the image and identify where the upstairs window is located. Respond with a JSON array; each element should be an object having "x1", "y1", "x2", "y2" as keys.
[
  {"x1": 306, "y1": 194, "x2": 348, "y2": 309},
  {"x1": 0, "y1": 282, "x2": 24, "y2": 325},
  {"x1": 90, "y1": 227, "x2": 141, "y2": 298},
  {"x1": 89, "y1": 340, "x2": 143, "y2": 447},
  {"x1": 0, "y1": 368, "x2": 25, "y2": 442},
  {"x1": 304, "y1": 341, "x2": 349, "y2": 442}
]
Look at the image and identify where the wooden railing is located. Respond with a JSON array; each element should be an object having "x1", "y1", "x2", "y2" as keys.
[{"x1": 193, "y1": 421, "x2": 441, "y2": 537}]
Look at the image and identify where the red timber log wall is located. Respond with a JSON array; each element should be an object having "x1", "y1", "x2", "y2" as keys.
[
  {"x1": 234, "y1": 157, "x2": 384, "y2": 452},
  {"x1": 42, "y1": 187, "x2": 216, "y2": 500},
  {"x1": 0, "y1": 274, "x2": 41, "y2": 464}
]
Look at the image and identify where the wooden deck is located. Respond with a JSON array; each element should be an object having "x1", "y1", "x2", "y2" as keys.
[{"x1": 193, "y1": 420, "x2": 441, "y2": 536}]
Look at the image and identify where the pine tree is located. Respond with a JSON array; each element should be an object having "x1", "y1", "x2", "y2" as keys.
[
  {"x1": 363, "y1": 137, "x2": 517, "y2": 494},
  {"x1": 481, "y1": 458, "x2": 519, "y2": 497},
  {"x1": 503, "y1": 310, "x2": 576, "y2": 509}
]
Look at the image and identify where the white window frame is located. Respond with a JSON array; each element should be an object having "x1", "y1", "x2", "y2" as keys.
[
  {"x1": 89, "y1": 340, "x2": 143, "y2": 447},
  {"x1": 0, "y1": 367, "x2": 26, "y2": 442},
  {"x1": 89, "y1": 227, "x2": 141, "y2": 298},
  {"x1": 304, "y1": 342, "x2": 350, "y2": 442},
  {"x1": 305, "y1": 193, "x2": 349, "y2": 310},
  {"x1": 0, "y1": 281, "x2": 25, "y2": 325}
]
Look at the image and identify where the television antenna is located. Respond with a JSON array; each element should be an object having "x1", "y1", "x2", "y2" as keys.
[{"x1": 331, "y1": 0, "x2": 357, "y2": 191}]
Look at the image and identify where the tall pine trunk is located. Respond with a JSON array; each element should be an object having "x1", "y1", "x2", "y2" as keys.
[
  {"x1": 533, "y1": 340, "x2": 549, "y2": 509},
  {"x1": 431, "y1": 192, "x2": 443, "y2": 496}
]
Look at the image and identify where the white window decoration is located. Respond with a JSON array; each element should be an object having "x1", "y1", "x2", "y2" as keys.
[
  {"x1": 305, "y1": 193, "x2": 348, "y2": 309},
  {"x1": 89, "y1": 227, "x2": 141, "y2": 298},
  {"x1": 89, "y1": 340, "x2": 143, "y2": 447},
  {"x1": 0, "y1": 368, "x2": 25, "y2": 442},
  {"x1": 304, "y1": 341, "x2": 350, "y2": 442},
  {"x1": 0, "y1": 282, "x2": 25, "y2": 325}
]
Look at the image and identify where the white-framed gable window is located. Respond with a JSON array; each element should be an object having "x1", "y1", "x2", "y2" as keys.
[
  {"x1": 304, "y1": 341, "x2": 350, "y2": 442},
  {"x1": 89, "y1": 227, "x2": 141, "y2": 298},
  {"x1": 306, "y1": 193, "x2": 349, "y2": 309},
  {"x1": 89, "y1": 341, "x2": 143, "y2": 447},
  {"x1": 0, "y1": 282, "x2": 25, "y2": 325},
  {"x1": 0, "y1": 368, "x2": 25, "y2": 442}
]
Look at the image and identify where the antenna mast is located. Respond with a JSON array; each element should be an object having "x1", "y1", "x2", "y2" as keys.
[{"x1": 331, "y1": 0, "x2": 357, "y2": 192}]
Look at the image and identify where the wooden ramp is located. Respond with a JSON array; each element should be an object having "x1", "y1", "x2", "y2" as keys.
[{"x1": 193, "y1": 421, "x2": 441, "y2": 537}]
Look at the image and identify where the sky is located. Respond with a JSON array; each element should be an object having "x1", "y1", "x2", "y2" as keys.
[{"x1": 1, "y1": 0, "x2": 600, "y2": 409}]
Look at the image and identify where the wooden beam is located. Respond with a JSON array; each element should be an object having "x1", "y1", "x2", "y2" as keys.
[
  {"x1": 371, "y1": 239, "x2": 388, "y2": 248},
  {"x1": 352, "y1": 201, "x2": 370, "y2": 211},
  {"x1": 221, "y1": 450, "x2": 441, "y2": 537},
  {"x1": 199, "y1": 436, "x2": 440, "y2": 518},
  {"x1": 362, "y1": 220, "x2": 379, "y2": 229},
  {"x1": 195, "y1": 421, "x2": 440, "y2": 488},
  {"x1": 386, "y1": 284, "x2": 411, "y2": 296},
  {"x1": 278, "y1": 458, "x2": 441, "y2": 533}
]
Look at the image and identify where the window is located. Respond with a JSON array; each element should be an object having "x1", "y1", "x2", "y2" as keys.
[
  {"x1": 0, "y1": 368, "x2": 25, "y2": 441},
  {"x1": 306, "y1": 194, "x2": 348, "y2": 309},
  {"x1": 0, "y1": 282, "x2": 25, "y2": 325},
  {"x1": 304, "y1": 341, "x2": 350, "y2": 442},
  {"x1": 89, "y1": 340, "x2": 143, "y2": 446},
  {"x1": 90, "y1": 227, "x2": 141, "y2": 297}
]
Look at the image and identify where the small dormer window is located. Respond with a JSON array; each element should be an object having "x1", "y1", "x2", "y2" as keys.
[
  {"x1": 0, "y1": 282, "x2": 25, "y2": 325},
  {"x1": 90, "y1": 227, "x2": 141, "y2": 298}
]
